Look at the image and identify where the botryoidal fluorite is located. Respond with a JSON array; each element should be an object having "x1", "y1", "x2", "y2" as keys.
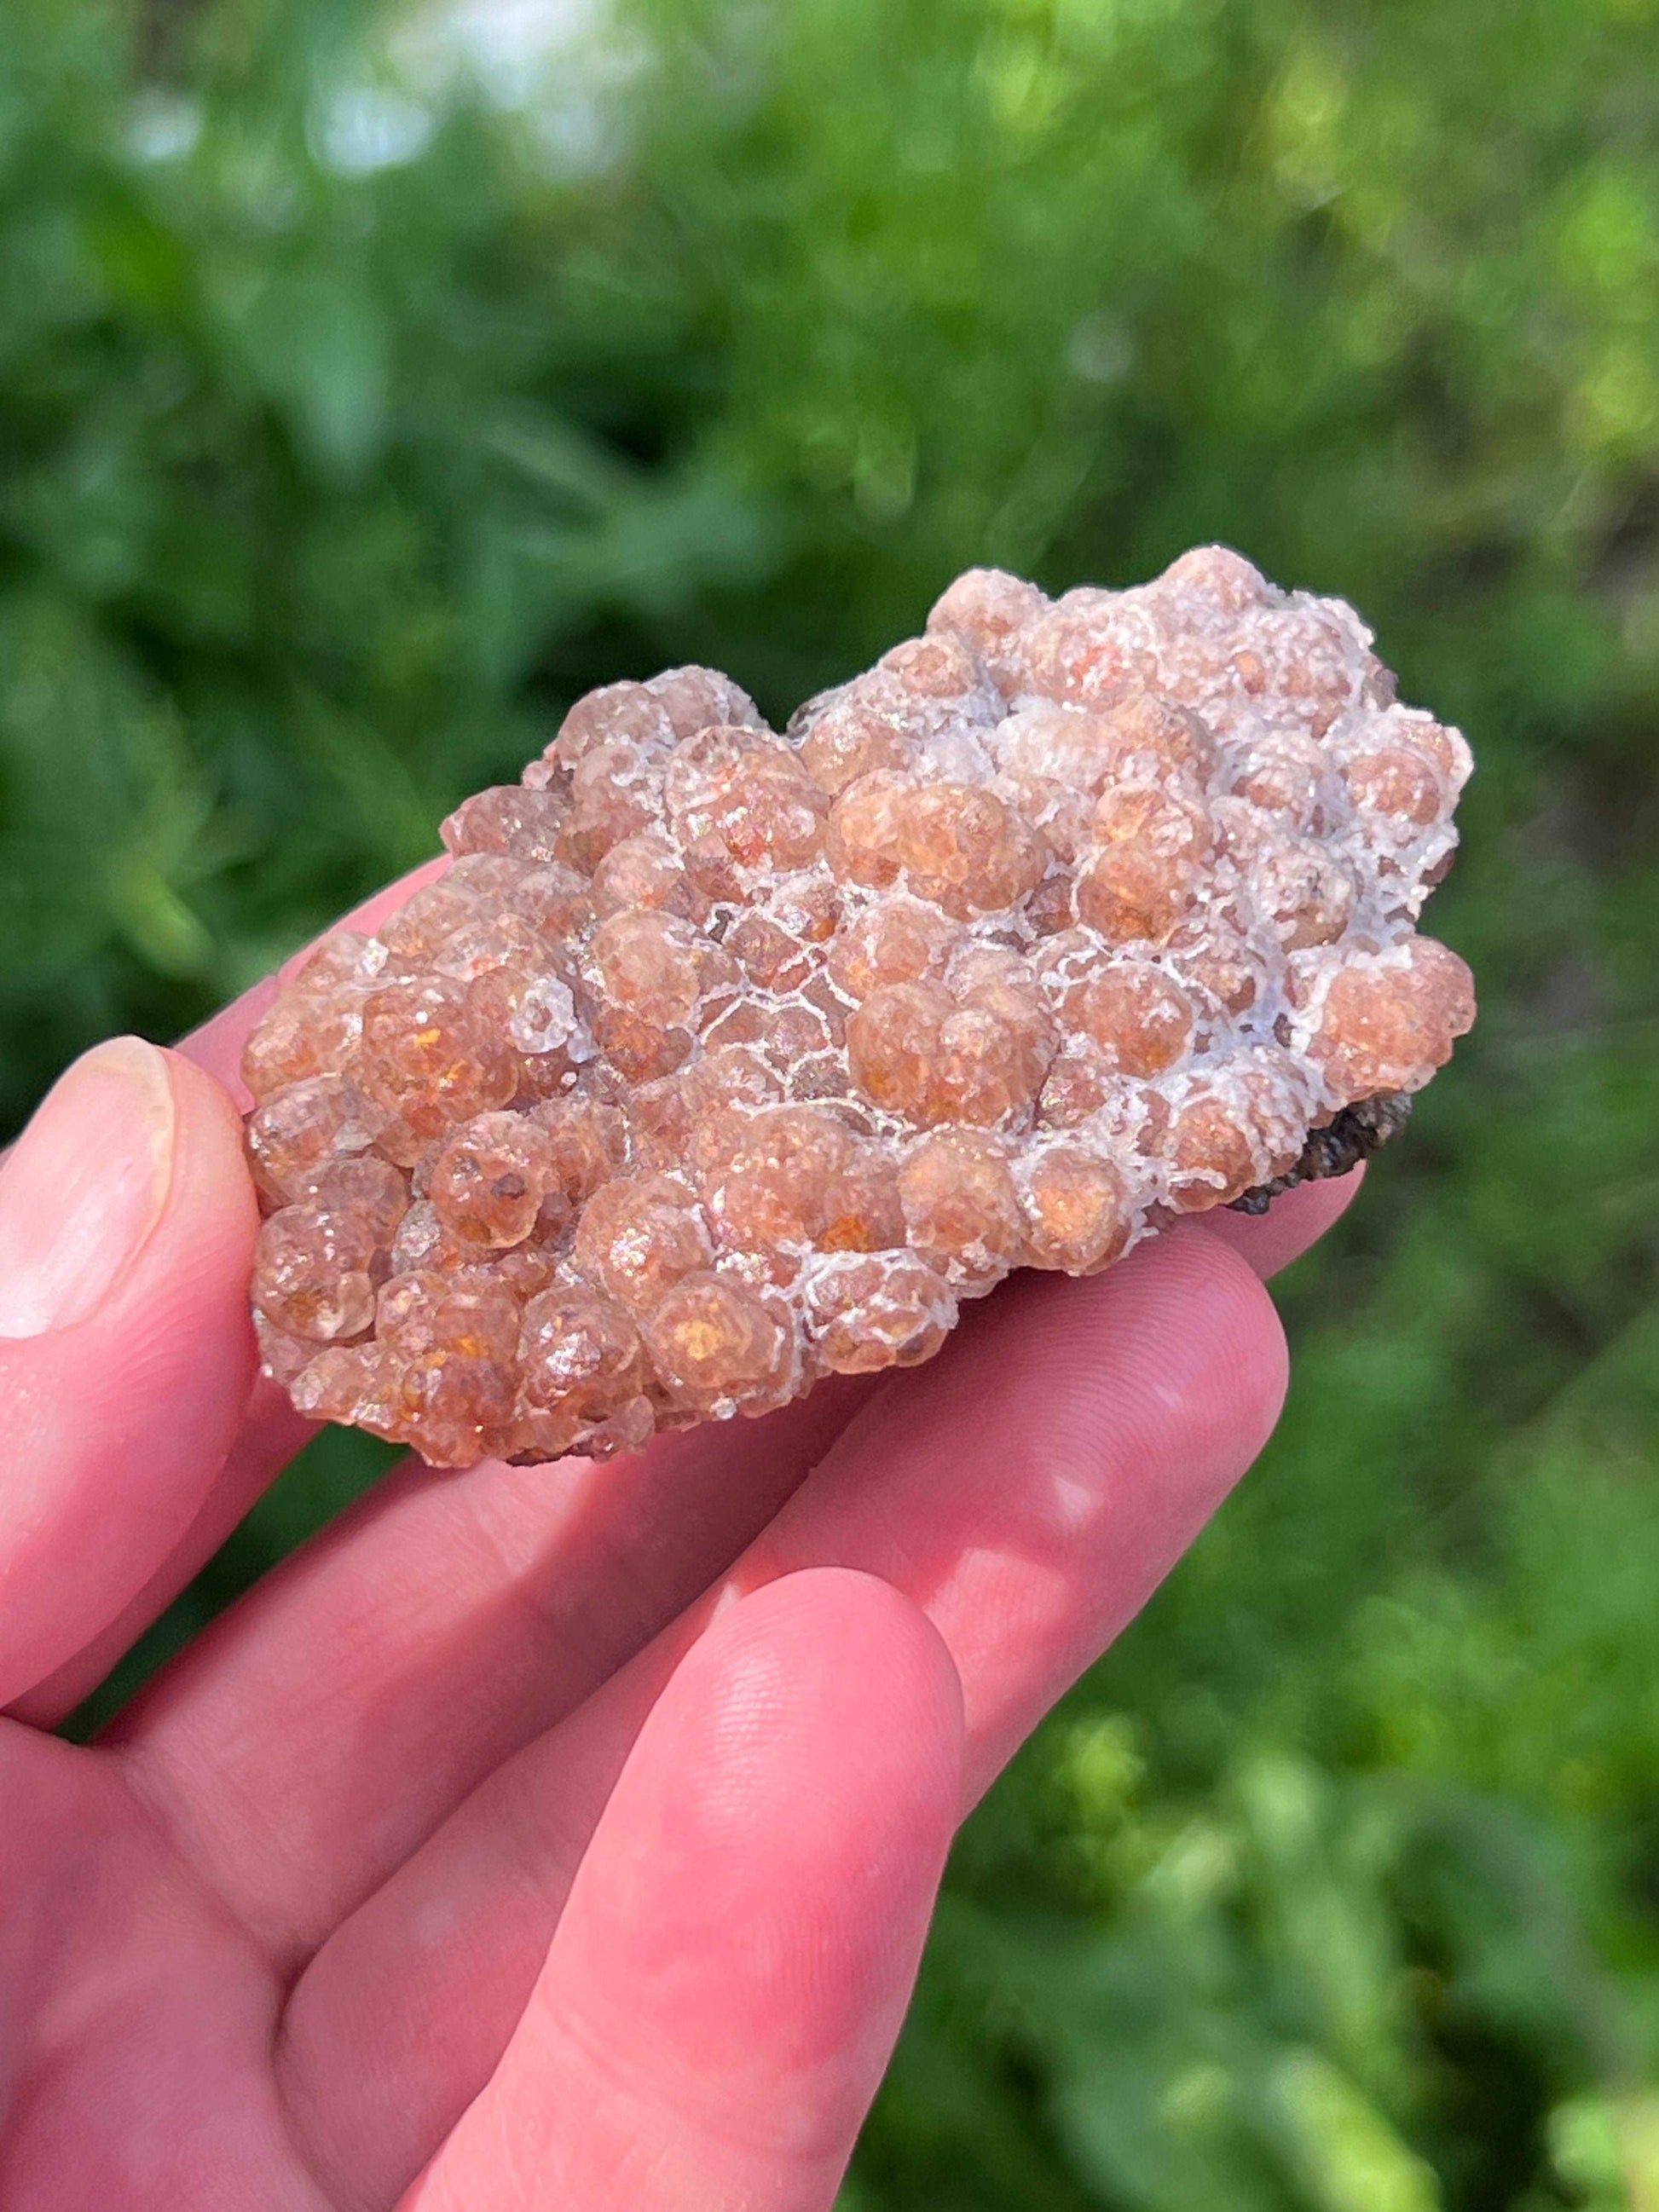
[{"x1": 245, "y1": 550, "x2": 1476, "y2": 1468}]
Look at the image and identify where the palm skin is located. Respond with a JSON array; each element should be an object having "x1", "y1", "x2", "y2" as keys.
[{"x1": 0, "y1": 872, "x2": 1356, "y2": 2212}]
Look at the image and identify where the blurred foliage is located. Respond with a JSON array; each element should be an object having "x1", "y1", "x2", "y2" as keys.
[{"x1": 6, "y1": 0, "x2": 1659, "y2": 2202}]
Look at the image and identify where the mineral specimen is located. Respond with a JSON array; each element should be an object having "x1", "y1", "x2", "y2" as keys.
[{"x1": 245, "y1": 549, "x2": 1476, "y2": 1467}]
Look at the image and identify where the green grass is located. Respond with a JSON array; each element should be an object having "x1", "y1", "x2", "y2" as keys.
[{"x1": 7, "y1": 0, "x2": 1659, "y2": 2201}]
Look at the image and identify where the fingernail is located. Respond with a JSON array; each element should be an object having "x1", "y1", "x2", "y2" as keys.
[{"x1": 0, "y1": 1038, "x2": 176, "y2": 1339}]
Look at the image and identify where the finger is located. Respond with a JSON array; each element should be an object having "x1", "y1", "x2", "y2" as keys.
[
  {"x1": 402, "y1": 1569, "x2": 962, "y2": 2212},
  {"x1": 7, "y1": 1379, "x2": 314, "y2": 1728},
  {"x1": 113, "y1": 1373, "x2": 878, "y2": 1956},
  {"x1": 275, "y1": 1227, "x2": 1283, "y2": 2205},
  {"x1": 0, "y1": 1041, "x2": 259, "y2": 1709},
  {"x1": 776, "y1": 1227, "x2": 1287, "y2": 1796}
]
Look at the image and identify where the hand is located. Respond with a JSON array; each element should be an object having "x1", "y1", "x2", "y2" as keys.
[{"x1": 0, "y1": 869, "x2": 1358, "y2": 2211}]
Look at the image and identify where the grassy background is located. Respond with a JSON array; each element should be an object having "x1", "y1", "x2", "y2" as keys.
[{"x1": 4, "y1": 0, "x2": 1659, "y2": 2201}]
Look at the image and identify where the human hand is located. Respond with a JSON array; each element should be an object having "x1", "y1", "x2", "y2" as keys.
[{"x1": 0, "y1": 869, "x2": 1359, "y2": 2211}]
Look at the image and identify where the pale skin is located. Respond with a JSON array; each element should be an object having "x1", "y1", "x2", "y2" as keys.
[{"x1": 0, "y1": 864, "x2": 1361, "y2": 2210}]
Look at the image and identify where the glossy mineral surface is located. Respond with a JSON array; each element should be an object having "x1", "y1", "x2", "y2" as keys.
[{"x1": 245, "y1": 550, "x2": 1476, "y2": 1466}]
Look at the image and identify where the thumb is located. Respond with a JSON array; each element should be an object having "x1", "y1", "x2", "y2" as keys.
[{"x1": 0, "y1": 1038, "x2": 258, "y2": 1710}]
